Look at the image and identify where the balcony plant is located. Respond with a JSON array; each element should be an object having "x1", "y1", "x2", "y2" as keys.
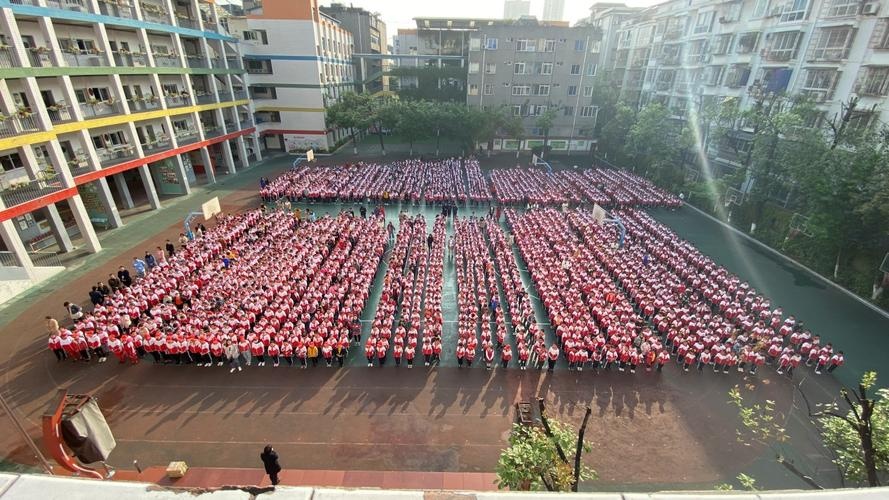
[{"x1": 16, "y1": 106, "x2": 32, "y2": 118}]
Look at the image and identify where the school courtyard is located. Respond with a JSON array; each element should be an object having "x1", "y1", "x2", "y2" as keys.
[{"x1": 0, "y1": 148, "x2": 886, "y2": 492}]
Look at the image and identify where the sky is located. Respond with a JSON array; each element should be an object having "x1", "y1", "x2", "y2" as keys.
[{"x1": 316, "y1": 0, "x2": 663, "y2": 37}]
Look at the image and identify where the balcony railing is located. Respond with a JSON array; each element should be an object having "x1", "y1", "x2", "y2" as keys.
[
  {"x1": 176, "y1": 15, "x2": 198, "y2": 29},
  {"x1": 45, "y1": 0, "x2": 90, "y2": 12},
  {"x1": 140, "y1": 4, "x2": 170, "y2": 24},
  {"x1": 194, "y1": 93, "x2": 215, "y2": 104},
  {"x1": 202, "y1": 125, "x2": 222, "y2": 137},
  {"x1": 47, "y1": 105, "x2": 74, "y2": 124},
  {"x1": 175, "y1": 129, "x2": 200, "y2": 145},
  {"x1": 239, "y1": 118, "x2": 253, "y2": 129},
  {"x1": 0, "y1": 47, "x2": 16, "y2": 68},
  {"x1": 226, "y1": 56, "x2": 242, "y2": 69},
  {"x1": 98, "y1": 0, "x2": 135, "y2": 18},
  {"x1": 9, "y1": 0, "x2": 41, "y2": 5},
  {"x1": 217, "y1": 91, "x2": 233, "y2": 102},
  {"x1": 201, "y1": 17, "x2": 218, "y2": 32},
  {"x1": 210, "y1": 57, "x2": 224, "y2": 68},
  {"x1": 63, "y1": 50, "x2": 108, "y2": 67},
  {"x1": 0, "y1": 173, "x2": 66, "y2": 209},
  {"x1": 140, "y1": 136, "x2": 172, "y2": 155},
  {"x1": 127, "y1": 96, "x2": 161, "y2": 111},
  {"x1": 112, "y1": 51, "x2": 148, "y2": 67},
  {"x1": 27, "y1": 48, "x2": 54, "y2": 67},
  {"x1": 152, "y1": 53, "x2": 180, "y2": 67},
  {"x1": 80, "y1": 100, "x2": 123, "y2": 118},
  {"x1": 97, "y1": 145, "x2": 138, "y2": 167},
  {"x1": 0, "y1": 114, "x2": 41, "y2": 138},
  {"x1": 185, "y1": 54, "x2": 207, "y2": 68},
  {"x1": 165, "y1": 94, "x2": 189, "y2": 108}
]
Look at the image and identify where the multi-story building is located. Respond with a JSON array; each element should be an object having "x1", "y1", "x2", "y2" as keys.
[
  {"x1": 230, "y1": 0, "x2": 355, "y2": 153},
  {"x1": 392, "y1": 28, "x2": 420, "y2": 90},
  {"x1": 604, "y1": 0, "x2": 889, "y2": 171},
  {"x1": 582, "y1": 2, "x2": 644, "y2": 74},
  {"x1": 542, "y1": 0, "x2": 566, "y2": 22},
  {"x1": 320, "y1": 3, "x2": 388, "y2": 94},
  {"x1": 504, "y1": 0, "x2": 531, "y2": 20},
  {"x1": 465, "y1": 17, "x2": 603, "y2": 154},
  {"x1": 0, "y1": 0, "x2": 258, "y2": 282}
]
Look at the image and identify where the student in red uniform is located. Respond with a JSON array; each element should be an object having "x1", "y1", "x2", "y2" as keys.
[
  {"x1": 405, "y1": 344, "x2": 415, "y2": 368},
  {"x1": 251, "y1": 339, "x2": 266, "y2": 367},
  {"x1": 828, "y1": 351, "x2": 844, "y2": 373},
  {"x1": 501, "y1": 344, "x2": 513, "y2": 369},
  {"x1": 376, "y1": 341, "x2": 387, "y2": 366},
  {"x1": 656, "y1": 350, "x2": 670, "y2": 372},
  {"x1": 268, "y1": 341, "x2": 281, "y2": 367},
  {"x1": 393, "y1": 343, "x2": 403, "y2": 367},
  {"x1": 484, "y1": 345, "x2": 495, "y2": 370},
  {"x1": 518, "y1": 344, "x2": 530, "y2": 370},
  {"x1": 547, "y1": 344, "x2": 559, "y2": 373},
  {"x1": 365, "y1": 340, "x2": 375, "y2": 367}
]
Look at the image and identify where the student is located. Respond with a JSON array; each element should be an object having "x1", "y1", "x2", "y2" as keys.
[{"x1": 64, "y1": 301, "x2": 83, "y2": 322}]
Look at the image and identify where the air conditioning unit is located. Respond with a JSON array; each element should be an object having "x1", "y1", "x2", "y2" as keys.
[{"x1": 861, "y1": 2, "x2": 879, "y2": 15}]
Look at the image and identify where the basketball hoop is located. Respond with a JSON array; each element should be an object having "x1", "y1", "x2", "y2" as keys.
[
  {"x1": 724, "y1": 187, "x2": 744, "y2": 208},
  {"x1": 789, "y1": 213, "x2": 813, "y2": 238}
]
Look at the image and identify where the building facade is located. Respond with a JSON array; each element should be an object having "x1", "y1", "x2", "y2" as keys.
[
  {"x1": 320, "y1": 3, "x2": 388, "y2": 93},
  {"x1": 0, "y1": 0, "x2": 258, "y2": 280},
  {"x1": 603, "y1": 0, "x2": 889, "y2": 171},
  {"x1": 542, "y1": 0, "x2": 566, "y2": 22},
  {"x1": 465, "y1": 18, "x2": 603, "y2": 153},
  {"x1": 583, "y1": 2, "x2": 643, "y2": 74},
  {"x1": 230, "y1": 0, "x2": 355, "y2": 153},
  {"x1": 504, "y1": 0, "x2": 531, "y2": 20}
]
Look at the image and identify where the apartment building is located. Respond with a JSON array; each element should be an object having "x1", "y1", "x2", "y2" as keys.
[
  {"x1": 0, "y1": 0, "x2": 258, "y2": 281},
  {"x1": 320, "y1": 3, "x2": 388, "y2": 93},
  {"x1": 231, "y1": 0, "x2": 355, "y2": 153},
  {"x1": 465, "y1": 17, "x2": 603, "y2": 153},
  {"x1": 603, "y1": 0, "x2": 889, "y2": 170}
]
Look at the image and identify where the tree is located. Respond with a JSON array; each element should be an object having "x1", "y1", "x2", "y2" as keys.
[
  {"x1": 395, "y1": 100, "x2": 433, "y2": 156},
  {"x1": 373, "y1": 97, "x2": 401, "y2": 156},
  {"x1": 502, "y1": 114, "x2": 526, "y2": 159},
  {"x1": 495, "y1": 400, "x2": 596, "y2": 492},
  {"x1": 805, "y1": 371, "x2": 889, "y2": 486},
  {"x1": 626, "y1": 103, "x2": 691, "y2": 190},
  {"x1": 325, "y1": 92, "x2": 373, "y2": 155},
  {"x1": 535, "y1": 106, "x2": 559, "y2": 160},
  {"x1": 598, "y1": 103, "x2": 635, "y2": 166}
]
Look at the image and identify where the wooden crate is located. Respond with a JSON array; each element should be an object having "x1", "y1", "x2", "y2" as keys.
[{"x1": 165, "y1": 461, "x2": 188, "y2": 479}]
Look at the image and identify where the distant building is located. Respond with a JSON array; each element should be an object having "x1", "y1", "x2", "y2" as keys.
[
  {"x1": 582, "y1": 2, "x2": 643, "y2": 75},
  {"x1": 229, "y1": 0, "x2": 355, "y2": 153},
  {"x1": 504, "y1": 0, "x2": 531, "y2": 20},
  {"x1": 320, "y1": 3, "x2": 389, "y2": 94},
  {"x1": 465, "y1": 18, "x2": 603, "y2": 153},
  {"x1": 392, "y1": 29, "x2": 421, "y2": 90},
  {"x1": 542, "y1": 0, "x2": 565, "y2": 21}
]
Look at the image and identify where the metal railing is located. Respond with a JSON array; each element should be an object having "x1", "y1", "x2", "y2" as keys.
[
  {"x1": 239, "y1": 119, "x2": 253, "y2": 129},
  {"x1": 0, "y1": 114, "x2": 41, "y2": 138},
  {"x1": 0, "y1": 174, "x2": 66, "y2": 209},
  {"x1": 226, "y1": 56, "x2": 242, "y2": 69},
  {"x1": 63, "y1": 50, "x2": 108, "y2": 67},
  {"x1": 127, "y1": 96, "x2": 161, "y2": 111},
  {"x1": 47, "y1": 106, "x2": 74, "y2": 124},
  {"x1": 98, "y1": 146, "x2": 137, "y2": 167},
  {"x1": 98, "y1": 0, "x2": 135, "y2": 18},
  {"x1": 80, "y1": 101, "x2": 123, "y2": 118},
  {"x1": 202, "y1": 125, "x2": 222, "y2": 137},
  {"x1": 176, "y1": 16, "x2": 198, "y2": 29},
  {"x1": 152, "y1": 54, "x2": 180, "y2": 67},
  {"x1": 0, "y1": 47, "x2": 16, "y2": 68},
  {"x1": 112, "y1": 51, "x2": 148, "y2": 67},
  {"x1": 217, "y1": 91, "x2": 232, "y2": 102},
  {"x1": 209, "y1": 57, "x2": 224, "y2": 68},
  {"x1": 194, "y1": 93, "x2": 216, "y2": 104},
  {"x1": 165, "y1": 95, "x2": 189, "y2": 108},
  {"x1": 45, "y1": 0, "x2": 90, "y2": 11},
  {"x1": 9, "y1": 0, "x2": 41, "y2": 5},
  {"x1": 0, "y1": 250, "x2": 62, "y2": 267},
  {"x1": 223, "y1": 121, "x2": 236, "y2": 132},
  {"x1": 140, "y1": 5, "x2": 169, "y2": 24},
  {"x1": 185, "y1": 54, "x2": 207, "y2": 68},
  {"x1": 140, "y1": 136, "x2": 172, "y2": 154},
  {"x1": 234, "y1": 90, "x2": 247, "y2": 100},
  {"x1": 27, "y1": 49, "x2": 54, "y2": 67},
  {"x1": 68, "y1": 159, "x2": 94, "y2": 177},
  {"x1": 176, "y1": 130, "x2": 200, "y2": 145}
]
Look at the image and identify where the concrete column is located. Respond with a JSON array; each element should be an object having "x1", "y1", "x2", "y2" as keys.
[
  {"x1": 66, "y1": 195, "x2": 101, "y2": 253},
  {"x1": 172, "y1": 155, "x2": 192, "y2": 195},
  {"x1": 236, "y1": 136, "x2": 250, "y2": 170},
  {"x1": 0, "y1": 9, "x2": 28, "y2": 67},
  {"x1": 252, "y1": 135, "x2": 263, "y2": 162},
  {"x1": 95, "y1": 178, "x2": 124, "y2": 228},
  {"x1": 200, "y1": 147, "x2": 216, "y2": 184},
  {"x1": 138, "y1": 165, "x2": 162, "y2": 210},
  {"x1": 42, "y1": 204, "x2": 75, "y2": 253},
  {"x1": 113, "y1": 173, "x2": 135, "y2": 209},
  {"x1": 0, "y1": 218, "x2": 36, "y2": 279},
  {"x1": 221, "y1": 139, "x2": 236, "y2": 175}
]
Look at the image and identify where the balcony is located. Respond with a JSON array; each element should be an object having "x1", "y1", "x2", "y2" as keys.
[
  {"x1": 217, "y1": 91, "x2": 233, "y2": 102},
  {"x1": 140, "y1": 135, "x2": 172, "y2": 155},
  {"x1": 0, "y1": 173, "x2": 66, "y2": 210},
  {"x1": 65, "y1": 155, "x2": 92, "y2": 177},
  {"x1": 239, "y1": 118, "x2": 253, "y2": 129},
  {"x1": 194, "y1": 92, "x2": 216, "y2": 104},
  {"x1": 202, "y1": 124, "x2": 222, "y2": 137},
  {"x1": 165, "y1": 94, "x2": 189, "y2": 108},
  {"x1": 655, "y1": 81, "x2": 673, "y2": 91},
  {"x1": 234, "y1": 90, "x2": 247, "y2": 100},
  {"x1": 176, "y1": 14, "x2": 198, "y2": 29},
  {"x1": 44, "y1": 0, "x2": 90, "y2": 12},
  {"x1": 127, "y1": 95, "x2": 161, "y2": 111},
  {"x1": 201, "y1": 16, "x2": 218, "y2": 32},
  {"x1": 809, "y1": 47, "x2": 849, "y2": 62},
  {"x1": 223, "y1": 121, "x2": 236, "y2": 132},
  {"x1": 800, "y1": 88, "x2": 833, "y2": 103},
  {"x1": 112, "y1": 50, "x2": 148, "y2": 67},
  {"x1": 80, "y1": 100, "x2": 123, "y2": 118},
  {"x1": 27, "y1": 47, "x2": 54, "y2": 67},
  {"x1": 0, "y1": 46, "x2": 16, "y2": 68},
  {"x1": 152, "y1": 53, "x2": 180, "y2": 67},
  {"x1": 175, "y1": 129, "x2": 200, "y2": 145},
  {"x1": 98, "y1": 0, "x2": 135, "y2": 18},
  {"x1": 226, "y1": 56, "x2": 242, "y2": 70},
  {"x1": 62, "y1": 49, "x2": 108, "y2": 67},
  {"x1": 97, "y1": 144, "x2": 138, "y2": 167},
  {"x1": 210, "y1": 56, "x2": 224, "y2": 69},
  {"x1": 46, "y1": 104, "x2": 74, "y2": 124},
  {"x1": 185, "y1": 53, "x2": 208, "y2": 68},
  {"x1": 0, "y1": 113, "x2": 41, "y2": 138},
  {"x1": 140, "y1": 3, "x2": 169, "y2": 24}
]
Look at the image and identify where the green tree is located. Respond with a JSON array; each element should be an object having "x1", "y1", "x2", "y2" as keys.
[
  {"x1": 589, "y1": 71, "x2": 621, "y2": 139},
  {"x1": 502, "y1": 114, "x2": 526, "y2": 159},
  {"x1": 496, "y1": 400, "x2": 596, "y2": 492},
  {"x1": 372, "y1": 97, "x2": 401, "y2": 156},
  {"x1": 626, "y1": 103, "x2": 691, "y2": 190},
  {"x1": 598, "y1": 103, "x2": 635, "y2": 166},
  {"x1": 325, "y1": 92, "x2": 373, "y2": 155},
  {"x1": 395, "y1": 100, "x2": 433, "y2": 156},
  {"x1": 535, "y1": 106, "x2": 559, "y2": 160}
]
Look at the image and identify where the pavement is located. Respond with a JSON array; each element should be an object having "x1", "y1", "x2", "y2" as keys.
[{"x1": 0, "y1": 149, "x2": 874, "y2": 492}]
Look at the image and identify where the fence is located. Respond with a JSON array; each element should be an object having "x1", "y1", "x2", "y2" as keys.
[
  {"x1": 0, "y1": 174, "x2": 66, "y2": 209},
  {"x1": 0, "y1": 251, "x2": 62, "y2": 268}
]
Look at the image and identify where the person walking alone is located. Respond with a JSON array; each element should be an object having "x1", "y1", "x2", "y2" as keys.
[{"x1": 260, "y1": 445, "x2": 281, "y2": 486}]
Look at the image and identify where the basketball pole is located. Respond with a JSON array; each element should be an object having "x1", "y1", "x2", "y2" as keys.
[{"x1": 0, "y1": 391, "x2": 54, "y2": 474}]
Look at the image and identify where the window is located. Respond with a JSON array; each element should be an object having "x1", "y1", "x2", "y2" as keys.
[
  {"x1": 694, "y1": 11, "x2": 715, "y2": 34},
  {"x1": 533, "y1": 84, "x2": 550, "y2": 96},
  {"x1": 752, "y1": 0, "x2": 770, "y2": 18},
  {"x1": 574, "y1": 39, "x2": 586, "y2": 51},
  {"x1": 541, "y1": 62, "x2": 553, "y2": 75},
  {"x1": 75, "y1": 87, "x2": 111, "y2": 103},
  {"x1": 801, "y1": 69, "x2": 837, "y2": 101},
  {"x1": 582, "y1": 86, "x2": 593, "y2": 97},
  {"x1": 483, "y1": 83, "x2": 495, "y2": 95},
  {"x1": 570, "y1": 64, "x2": 581, "y2": 75},
  {"x1": 825, "y1": 0, "x2": 859, "y2": 17},
  {"x1": 581, "y1": 106, "x2": 597, "y2": 117},
  {"x1": 243, "y1": 30, "x2": 268, "y2": 44},
  {"x1": 857, "y1": 66, "x2": 889, "y2": 96},
  {"x1": 245, "y1": 59, "x2": 272, "y2": 74},
  {"x1": 563, "y1": 106, "x2": 574, "y2": 116},
  {"x1": 736, "y1": 32, "x2": 760, "y2": 54},
  {"x1": 0, "y1": 152, "x2": 23, "y2": 172},
  {"x1": 766, "y1": 31, "x2": 800, "y2": 61},
  {"x1": 544, "y1": 39, "x2": 556, "y2": 52},
  {"x1": 780, "y1": 0, "x2": 809, "y2": 22},
  {"x1": 511, "y1": 85, "x2": 530, "y2": 96},
  {"x1": 469, "y1": 37, "x2": 481, "y2": 50},
  {"x1": 469, "y1": 62, "x2": 480, "y2": 74},
  {"x1": 725, "y1": 65, "x2": 751, "y2": 87},
  {"x1": 512, "y1": 105, "x2": 522, "y2": 116},
  {"x1": 516, "y1": 39, "x2": 537, "y2": 52},
  {"x1": 485, "y1": 38, "x2": 498, "y2": 50},
  {"x1": 528, "y1": 105, "x2": 547, "y2": 116},
  {"x1": 485, "y1": 63, "x2": 497, "y2": 74},
  {"x1": 586, "y1": 63, "x2": 597, "y2": 76},
  {"x1": 567, "y1": 85, "x2": 577, "y2": 96},
  {"x1": 703, "y1": 65, "x2": 723, "y2": 86},
  {"x1": 810, "y1": 27, "x2": 853, "y2": 61},
  {"x1": 712, "y1": 34, "x2": 733, "y2": 55},
  {"x1": 251, "y1": 86, "x2": 277, "y2": 99},
  {"x1": 514, "y1": 62, "x2": 526, "y2": 75}
]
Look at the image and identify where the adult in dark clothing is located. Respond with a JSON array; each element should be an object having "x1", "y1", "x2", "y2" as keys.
[
  {"x1": 117, "y1": 266, "x2": 132, "y2": 287},
  {"x1": 260, "y1": 445, "x2": 281, "y2": 485},
  {"x1": 97, "y1": 281, "x2": 111, "y2": 296},
  {"x1": 427, "y1": 233, "x2": 433, "y2": 250},
  {"x1": 88, "y1": 287, "x2": 104, "y2": 306},
  {"x1": 107, "y1": 274, "x2": 122, "y2": 292},
  {"x1": 359, "y1": 205, "x2": 367, "y2": 218},
  {"x1": 165, "y1": 239, "x2": 175, "y2": 257}
]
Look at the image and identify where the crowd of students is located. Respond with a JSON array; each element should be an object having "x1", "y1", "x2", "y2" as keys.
[{"x1": 48, "y1": 209, "x2": 389, "y2": 371}]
